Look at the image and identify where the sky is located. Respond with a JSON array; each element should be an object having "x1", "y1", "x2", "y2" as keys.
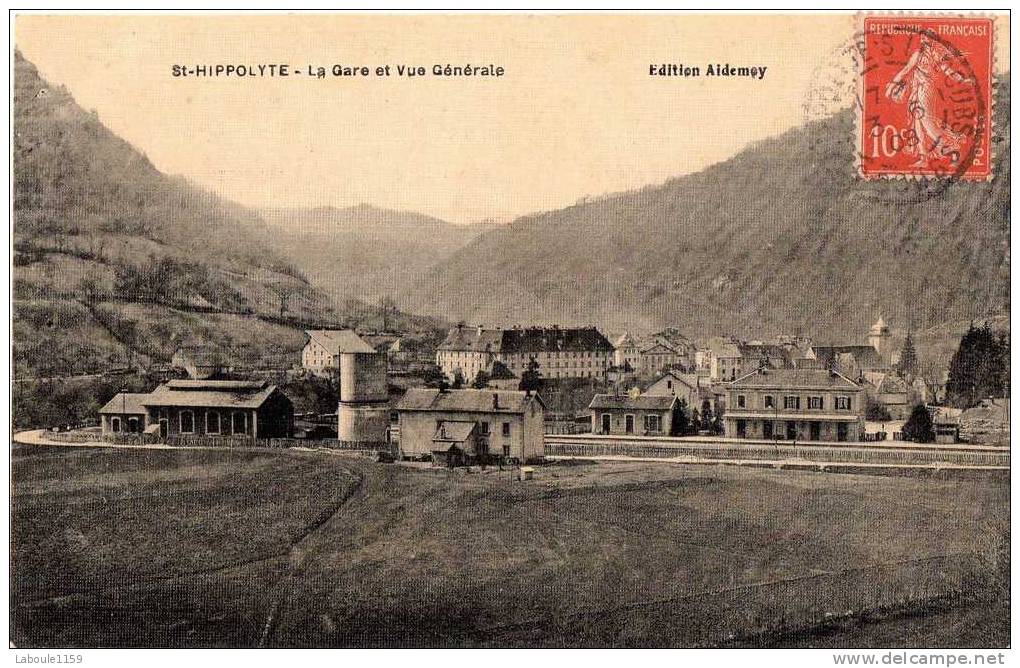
[{"x1": 14, "y1": 13, "x2": 1010, "y2": 224}]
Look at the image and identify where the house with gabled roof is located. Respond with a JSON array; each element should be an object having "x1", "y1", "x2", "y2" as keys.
[
  {"x1": 725, "y1": 368, "x2": 865, "y2": 442},
  {"x1": 643, "y1": 369, "x2": 704, "y2": 407},
  {"x1": 302, "y1": 329, "x2": 376, "y2": 374},
  {"x1": 396, "y1": 388, "x2": 545, "y2": 464}
]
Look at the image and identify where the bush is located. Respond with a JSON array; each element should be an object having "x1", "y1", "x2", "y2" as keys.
[
  {"x1": 866, "y1": 398, "x2": 893, "y2": 422},
  {"x1": 901, "y1": 404, "x2": 935, "y2": 443}
]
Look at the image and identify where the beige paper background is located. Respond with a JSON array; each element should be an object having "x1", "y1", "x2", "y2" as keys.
[{"x1": 14, "y1": 13, "x2": 1010, "y2": 223}]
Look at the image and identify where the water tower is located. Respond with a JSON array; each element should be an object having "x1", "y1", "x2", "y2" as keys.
[{"x1": 337, "y1": 350, "x2": 389, "y2": 444}]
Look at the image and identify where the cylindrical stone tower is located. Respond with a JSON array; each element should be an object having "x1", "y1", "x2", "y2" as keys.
[{"x1": 337, "y1": 351, "x2": 389, "y2": 444}]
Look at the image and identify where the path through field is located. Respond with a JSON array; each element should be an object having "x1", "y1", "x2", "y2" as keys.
[{"x1": 10, "y1": 445, "x2": 1009, "y2": 648}]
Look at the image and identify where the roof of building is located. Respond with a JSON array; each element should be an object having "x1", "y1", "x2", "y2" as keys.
[
  {"x1": 649, "y1": 369, "x2": 700, "y2": 390},
  {"x1": 98, "y1": 392, "x2": 151, "y2": 415},
  {"x1": 810, "y1": 345, "x2": 887, "y2": 370},
  {"x1": 432, "y1": 420, "x2": 478, "y2": 443},
  {"x1": 438, "y1": 325, "x2": 613, "y2": 354},
  {"x1": 870, "y1": 316, "x2": 889, "y2": 334},
  {"x1": 737, "y1": 344, "x2": 792, "y2": 366},
  {"x1": 589, "y1": 394, "x2": 678, "y2": 411},
  {"x1": 437, "y1": 326, "x2": 505, "y2": 353},
  {"x1": 397, "y1": 388, "x2": 542, "y2": 414},
  {"x1": 863, "y1": 371, "x2": 910, "y2": 394},
  {"x1": 142, "y1": 380, "x2": 285, "y2": 409},
  {"x1": 305, "y1": 329, "x2": 377, "y2": 355},
  {"x1": 729, "y1": 368, "x2": 861, "y2": 391}
]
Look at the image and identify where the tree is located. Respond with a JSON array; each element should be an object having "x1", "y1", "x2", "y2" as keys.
[
  {"x1": 896, "y1": 331, "x2": 919, "y2": 379},
  {"x1": 700, "y1": 398, "x2": 714, "y2": 432},
  {"x1": 712, "y1": 399, "x2": 725, "y2": 435},
  {"x1": 471, "y1": 369, "x2": 491, "y2": 389},
  {"x1": 421, "y1": 364, "x2": 448, "y2": 390},
  {"x1": 865, "y1": 395, "x2": 893, "y2": 422},
  {"x1": 945, "y1": 323, "x2": 1008, "y2": 408},
  {"x1": 901, "y1": 404, "x2": 935, "y2": 443},
  {"x1": 918, "y1": 356, "x2": 948, "y2": 405},
  {"x1": 673, "y1": 398, "x2": 690, "y2": 436},
  {"x1": 690, "y1": 408, "x2": 701, "y2": 435},
  {"x1": 451, "y1": 369, "x2": 465, "y2": 389},
  {"x1": 519, "y1": 356, "x2": 542, "y2": 392},
  {"x1": 378, "y1": 295, "x2": 398, "y2": 332},
  {"x1": 270, "y1": 283, "x2": 293, "y2": 319}
]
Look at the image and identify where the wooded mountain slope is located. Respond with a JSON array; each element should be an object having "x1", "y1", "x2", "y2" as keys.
[
  {"x1": 402, "y1": 79, "x2": 1010, "y2": 346},
  {"x1": 12, "y1": 52, "x2": 425, "y2": 378}
]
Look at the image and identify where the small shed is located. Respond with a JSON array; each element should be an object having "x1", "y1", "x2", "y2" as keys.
[{"x1": 589, "y1": 393, "x2": 679, "y2": 436}]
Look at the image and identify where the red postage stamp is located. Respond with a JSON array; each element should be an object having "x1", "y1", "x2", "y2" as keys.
[{"x1": 858, "y1": 15, "x2": 994, "y2": 180}]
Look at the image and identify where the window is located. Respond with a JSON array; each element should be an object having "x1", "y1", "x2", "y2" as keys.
[
  {"x1": 625, "y1": 414, "x2": 635, "y2": 434},
  {"x1": 180, "y1": 410, "x2": 195, "y2": 434},
  {"x1": 835, "y1": 396, "x2": 852, "y2": 411},
  {"x1": 764, "y1": 395, "x2": 775, "y2": 409},
  {"x1": 644, "y1": 414, "x2": 661, "y2": 432},
  {"x1": 666, "y1": 380, "x2": 673, "y2": 390},
  {"x1": 808, "y1": 396, "x2": 823, "y2": 410},
  {"x1": 783, "y1": 395, "x2": 801, "y2": 410},
  {"x1": 480, "y1": 421, "x2": 490, "y2": 435},
  {"x1": 502, "y1": 422, "x2": 511, "y2": 437},
  {"x1": 111, "y1": 417, "x2": 121, "y2": 433},
  {"x1": 207, "y1": 411, "x2": 221, "y2": 434},
  {"x1": 233, "y1": 411, "x2": 248, "y2": 435},
  {"x1": 128, "y1": 417, "x2": 140, "y2": 433},
  {"x1": 737, "y1": 394, "x2": 746, "y2": 408}
]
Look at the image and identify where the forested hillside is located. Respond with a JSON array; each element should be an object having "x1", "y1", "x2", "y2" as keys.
[
  {"x1": 402, "y1": 78, "x2": 1011, "y2": 349},
  {"x1": 12, "y1": 51, "x2": 430, "y2": 380}
]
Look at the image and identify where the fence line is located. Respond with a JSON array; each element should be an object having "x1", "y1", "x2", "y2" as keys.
[
  {"x1": 100, "y1": 433, "x2": 384, "y2": 451},
  {"x1": 545, "y1": 436, "x2": 1010, "y2": 468}
]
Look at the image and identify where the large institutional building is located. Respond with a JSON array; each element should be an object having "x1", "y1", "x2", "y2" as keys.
[{"x1": 436, "y1": 325, "x2": 615, "y2": 383}]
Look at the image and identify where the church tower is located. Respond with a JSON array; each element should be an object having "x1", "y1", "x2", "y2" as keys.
[{"x1": 867, "y1": 316, "x2": 891, "y2": 365}]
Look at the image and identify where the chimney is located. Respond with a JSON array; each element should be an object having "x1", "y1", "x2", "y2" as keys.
[{"x1": 492, "y1": 392, "x2": 499, "y2": 409}]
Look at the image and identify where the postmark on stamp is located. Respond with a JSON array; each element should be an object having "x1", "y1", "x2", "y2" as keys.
[{"x1": 857, "y1": 15, "x2": 994, "y2": 181}]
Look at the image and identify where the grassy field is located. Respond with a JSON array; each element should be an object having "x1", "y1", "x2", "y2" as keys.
[{"x1": 10, "y1": 445, "x2": 1009, "y2": 648}]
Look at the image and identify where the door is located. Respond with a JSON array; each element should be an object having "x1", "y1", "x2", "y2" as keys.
[
  {"x1": 625, "y1": 415, "x2": 635, "y2": 434},
  {"x1": 837, "y1": 422, "x2": 848, "y2": 442},
  {"x1": 786, "y1": 422, "x2": 797, "y2": 441},
  {"x1": 736, "y1": 419, "x2": 746, "y2": 438},
  {"x1": 601, "y1": 413, "x2": 611, "y2": 434},
  {"x1": 159, "y1": 419, "x2": 168, "y2": 439},
  {"x1": 763, "y1": 421, "x2": 773, "y2": 439},
  {"x1": 810, "y1": 422, "x2": 821, "y2": 441}
]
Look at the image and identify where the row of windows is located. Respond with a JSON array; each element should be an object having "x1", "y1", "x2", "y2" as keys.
[
  {"x1": 178, "y1": 409, "x2": 248, "y2": 435},
  {"x1": 438, "y1": 420, "x2": 512, "y2": 437},
  {"x1": 599, "y1": 413, "x2": 662, "y2": 433},
  {"x1": 441, "y1": 351, "x2": 607, "y2": 359},
  {"x1": 734, "y1": 394, "x2": 853, "y2": 411}
]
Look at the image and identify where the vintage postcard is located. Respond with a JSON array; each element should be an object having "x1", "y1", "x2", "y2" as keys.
[{"x1": 8, "y1": 10, "x2": 1012, "y2": 657}]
